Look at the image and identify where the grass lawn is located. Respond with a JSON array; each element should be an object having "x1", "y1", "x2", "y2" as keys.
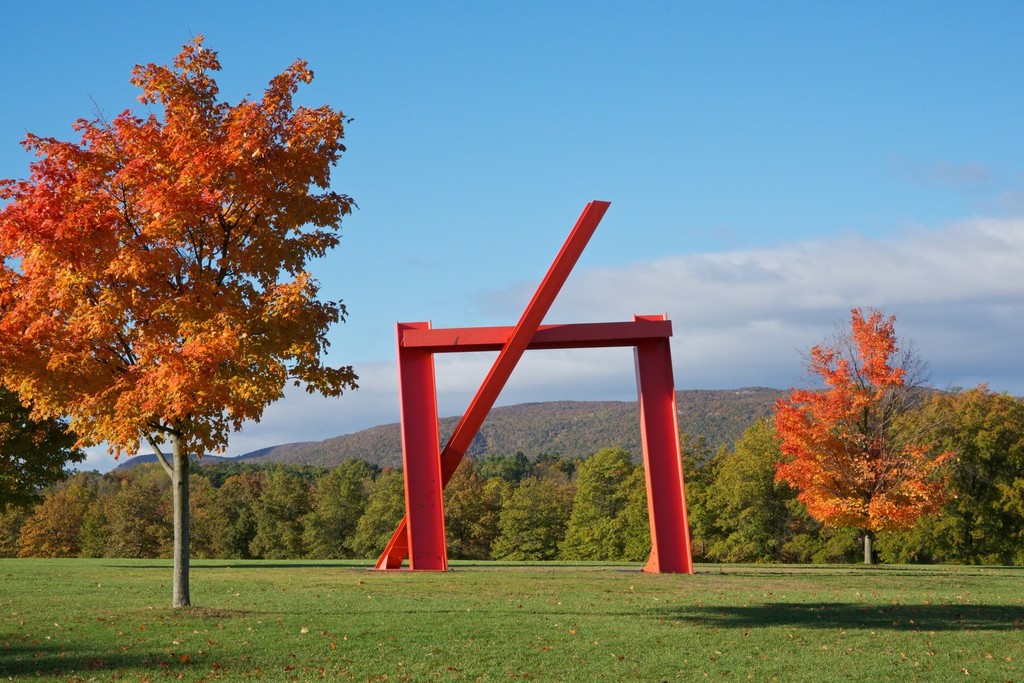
[{"x1": 1, "y1": 559, "x2": 1022, "y2": 681}]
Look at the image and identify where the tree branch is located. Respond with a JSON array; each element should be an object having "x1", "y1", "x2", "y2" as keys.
[{"x1": 145, "y1": 433, "x2": 174, "y2": 478}]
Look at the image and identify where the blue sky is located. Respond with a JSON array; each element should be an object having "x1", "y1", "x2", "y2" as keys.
[{"x1": 2, "y1": 3, "x2": 1023, "y2": 471}]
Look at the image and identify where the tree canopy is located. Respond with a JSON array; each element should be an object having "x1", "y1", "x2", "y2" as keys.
[
  {"x1": 0, "y1": 36, "x2": 356, "y2": 457},
  {"x1": 0, "y1": 388, "x2": 84, "y2": 510},
  {"x1": 0, "y1": 36, "x2": 356, "y2": 605},
  {"x1": 559, "y1": 447, "x2": 635, "y2": 560},
  {"x1": 703, "y1": 419, "x2": 816, "y2": 562},
  {"x1": 774, "y1": 308, "x2": 952, "y2": 561},
  {"x1": 878, "y1": 386, "x2": 1024, "y2": 565}
]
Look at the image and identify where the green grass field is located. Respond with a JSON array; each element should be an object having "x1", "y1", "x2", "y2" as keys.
[{"x1": 2, "y1": 560, "x2": 1022, "y2": 681}]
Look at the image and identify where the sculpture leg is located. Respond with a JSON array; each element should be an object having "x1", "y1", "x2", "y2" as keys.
[
  {"x1": 378, "y1": 322, "x2": 447, "y2": 571},
  {"x1": 634, "y1": 319, "x2": 693, "y2": 574}
]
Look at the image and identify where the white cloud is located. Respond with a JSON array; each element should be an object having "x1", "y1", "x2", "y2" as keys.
[
  {"x1": 222, "y1": 361, "x2": 401, "y2": 456},
  {"x1": 535, "y1": 216, "x2": 1024, "y2": 394},
  {"x1": 80, "y1": 447, "x2": 121, "y2": 473},
  {"x1": 434, "y1": 347, "x2": 640, "y2": 406},
  {"x1": 77, "y1": 362, "x2": 402, "y2": 469},
  {"x1": 545, "y1": 217, "x2": 1024, "y2": 319}
]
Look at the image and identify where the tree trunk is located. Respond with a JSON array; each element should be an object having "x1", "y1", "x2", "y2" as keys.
[
  {"x1": 863, "y1": 530, "x2": 874, "y2": 565},
  {"x1": 171, "y1": 434, "x2": 191, "y2": 607}
]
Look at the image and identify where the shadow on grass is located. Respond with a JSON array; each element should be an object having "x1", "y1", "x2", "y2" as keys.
[
  {"x1": 0, "y1": 642, "x2": 206, "y2": 678},
  {"x1": 101, "y1": 562, "x2": 372, "y2": 571},
  {"x1": 101, "y1": 561, "x2": 648, "y2": 573},
  {"x1": 699, "y1": 564, "x2": 1024, "y2": 578},
  {"x1": 656, "y1": 602, "x2": 1024, "y2": 632}
]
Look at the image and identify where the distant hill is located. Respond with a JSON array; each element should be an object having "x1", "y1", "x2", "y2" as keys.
[
  {"x1": 112, "y1": 453, "x2": 237, "y2": 470},
  {"x1": 115, "y1": 388, "x2": 786, "y2": 471}
]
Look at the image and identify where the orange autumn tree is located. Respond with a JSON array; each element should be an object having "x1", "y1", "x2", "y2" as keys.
[
  {"x1": 0, "y1": 38, "x2": 356, "y2": 606},
  {"x1": 774, "y1": 308, "x2": 952, "y2": 564}
]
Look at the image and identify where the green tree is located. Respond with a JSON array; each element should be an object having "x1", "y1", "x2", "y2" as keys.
[
  {"x1": 620, "y1": 467, "x2": 652, "y2": 562},
  {"x1": 878, "y1": 386, "x2": 1024, "y2": 565},
  {"x1": 350, "y1": 470, "x2": 406, "y2": 559},
  {"x1": 189, "y1": 476, "x2": 229, "y2": 559},
  {"x1": 532, "y1": 453, "x2": 577, "y2": 480},
  {"x1": 0, "y1": 387, "x2": 84, "y2": 510},
  {"x1": 560, "y1": 448, "x2": 635, "y2": 560},
  {"x1": 444, "y1": 459, "x2": 502, "y2": 560},
  {"x1": 79, "y1": 497, "x2": 112, "y2": 558},
  {"x1": 106, "y1": 478, "x2": 171, "y2": 558},
  {"x1": 492, "y1": 476, "x2": 574, "y2": 561},
  {"x1": 703, "y1": 420, "x2": 819, "y2": 562},
  {"x1": 77, "y1": 471, "x2": 124, "y2": 557},
  {"x1": 250, "y1": 469, "x2": 311, "y2": 559},
  {"x1": 196, "y1": 462, "x2": 262, "y2": 489},
  {"x1": 673, "y1": 432, "x2": 715, "y2": 561},
  {"x1": 303, "y1": 459, "x2": 377, "y2": 559},
  {"x1": 213, "y1": 471, "x2": 264, "y2": 559},
  {"x1": 475, "y1": 452, "x2": 532, "y2": 483}
]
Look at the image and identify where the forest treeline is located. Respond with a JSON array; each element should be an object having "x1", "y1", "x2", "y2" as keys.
[{"x1": 3, "y1": 385, "x2": 1022, "y2": 565}]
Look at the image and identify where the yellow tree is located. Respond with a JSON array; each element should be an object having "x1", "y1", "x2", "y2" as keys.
[
  {"x1": 0, "y1": 38, "x2": 357, "y2": 606},
  {"x1": 774, "y1": 309, "x2": 952, "y2": 564}
]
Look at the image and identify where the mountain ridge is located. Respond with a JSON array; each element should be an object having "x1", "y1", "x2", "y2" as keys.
[{"x1": 115, "y1": 387, "x2": 787, "y2": 470}]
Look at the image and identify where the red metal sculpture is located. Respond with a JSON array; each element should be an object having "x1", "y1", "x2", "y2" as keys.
[{"x1": 376, "y1": 201, "x2": 693, "y2": 573}]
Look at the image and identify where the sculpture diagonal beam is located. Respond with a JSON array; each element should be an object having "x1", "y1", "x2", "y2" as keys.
[
  {"x1": 376, "y1": 201, "x2": 693, "y2": 573},
  {"x1": 376, "y1": 201, "x2": 609, "y2": 568}
]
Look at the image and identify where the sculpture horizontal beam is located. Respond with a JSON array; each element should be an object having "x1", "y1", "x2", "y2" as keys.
[{"x1": 399, "y1": 318, "x2": 673, "y2": 353}]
